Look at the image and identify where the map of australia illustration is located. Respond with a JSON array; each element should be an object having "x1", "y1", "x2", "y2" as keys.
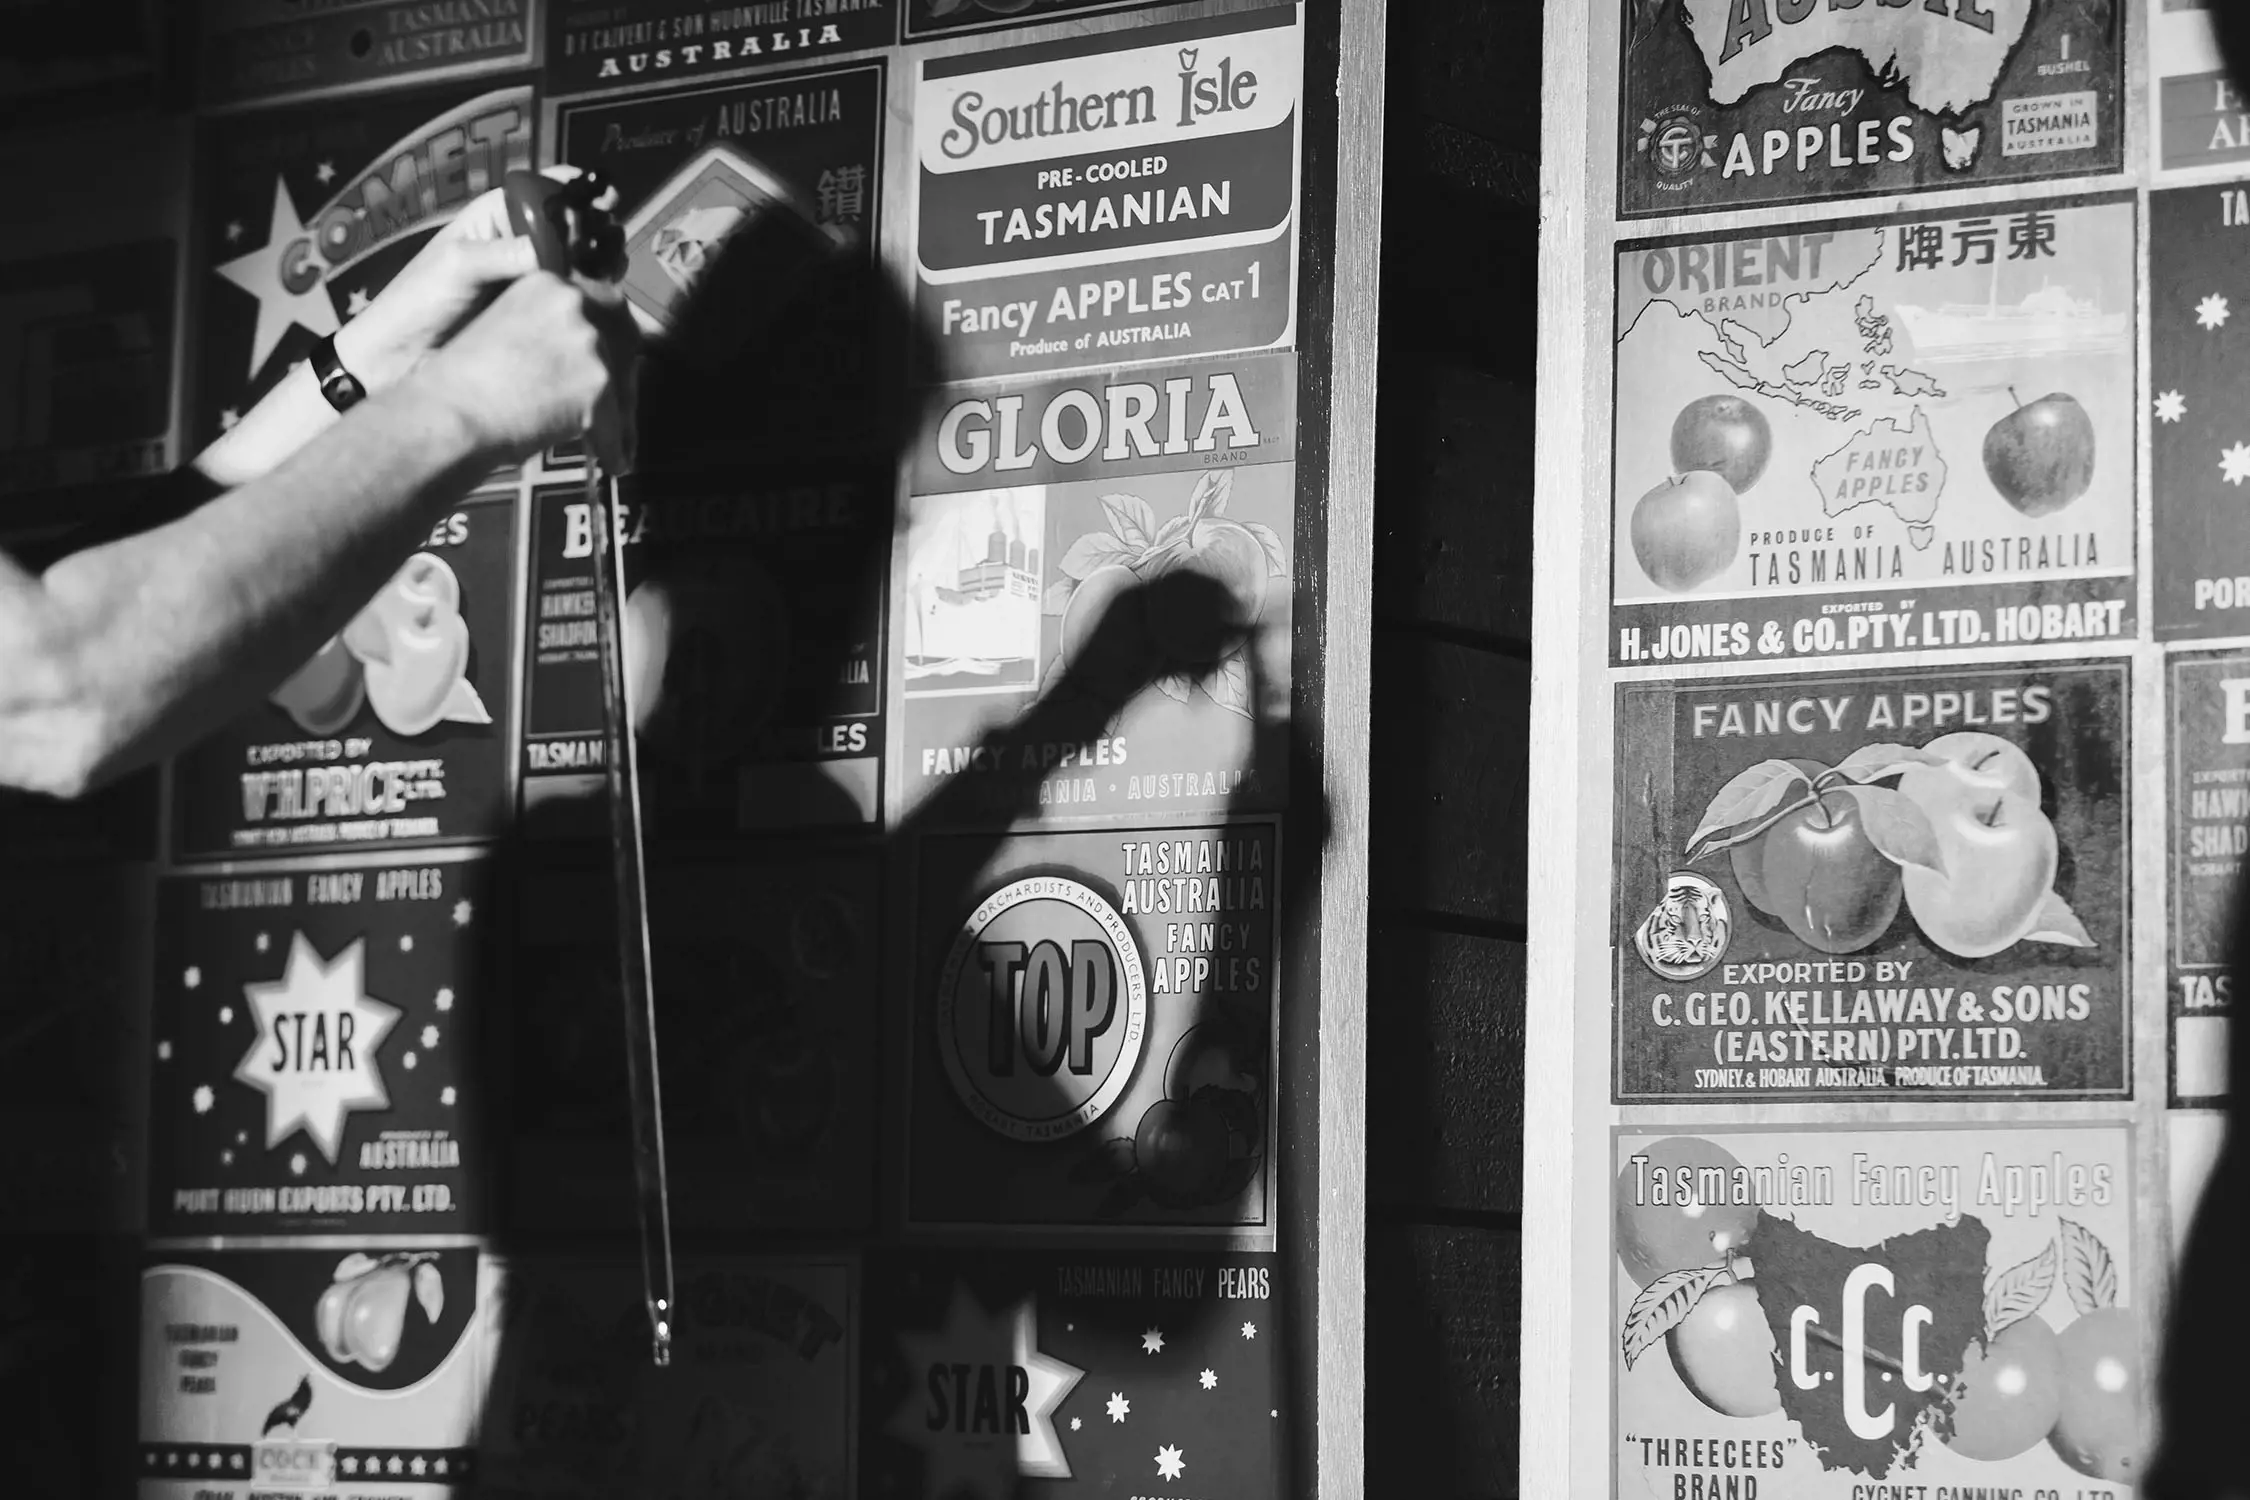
[{"x1": 1684, "y1": 0, "x2": 2034, "y2": 114}]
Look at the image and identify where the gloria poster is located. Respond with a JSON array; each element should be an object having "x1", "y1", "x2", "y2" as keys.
[
  {"x1": 1612, "y1": 195, "x2": 2136, "y2": 667},
  {"x1": 2150, "y1": 182, "x2": 2250, "y2": 638},
  {"x1": 1612, "y1": 660, "x2": 2129, "y2": 1101},
  {"x1": 1612, "y1": 1124, "x2": 2140, "y2": 1496},
  {"x1": 148, "y1": 862, "x2": 493, "y2": 1237},
  {"x1": 197, "y1": 0, "x2": 535, "y2": 111},
  {"x1": 2151, "y1": 0, "x2": 2250, "y2": 174},
  {"x1": 912, "y1": 8, "x2": 1301, "y2": 383},
  {"x1": 907, "y1": 822, "x2": 1276, "y2": 1229},
  {"x1": 545, "y1": 0, "x2": 895, "y2": 96},
  {"x1": 900, "y1": 353, "x2": 1293, "y2": 827},
  {"x1": 2167, "y1": 650, "x2": 2243, "y2": 1107},
  {"x1": 1618, "y1": 0, "x2": 2123, "y2": 217}
]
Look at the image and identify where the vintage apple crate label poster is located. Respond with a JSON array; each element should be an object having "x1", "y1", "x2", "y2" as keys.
[
  {"x1": 0, "y1": 240, "x2": 174, "y2": 498},
  {"x1": 1613, "y1": 660, "x2": 2129, "y2": 1102},
  {"x1": 1612, "y1": 1124, "x2": 2141, "y2": 1496},
  {"x1": 1618, "y1": 0, "x2": 2122, "y2": 218},
  {"x1": 913, "y1": 8, "x2": 1301, "y2": 384},
  {"x1": 546, "y1": 0, "x2": 895, "y2": 96},
  {"x1": 191, "y1": 81, "x2": 536, "y2": 448},
  {"x1": 907, "y1": 822, "x2": 1276, "y2": 1229},
  {"x1": 551, "y1": 60, "x2": 886, "y2": 471},
  {"x1": 901, "y1": 355, "x2": 1294, "y2": 827},
  {"x1": 477, "y1": 1255, "x2": 852, "y2": 1497},
  {"x1": 173, "y1": 490, "x2": 517, "y2": 859},
  {"x1": 519, "y1": 474, "x2": 885, "y2": 837},
  {"x1": 2151, "y1": 0, "x2": 2250, "y2": 173},
  {"x1": 141, "y1": 1246, "x2": 484, "y2": 1499},
  {"x1": 862, "y1": 1249, "x2": 1280, "y2": 1500},
  {"x1": 148, "y1": 862, "x2": 492, "y2": 1237},
  {"x1": 198, "y1": 0, "x2": 536, "y2": 111},
  {"x1": 2165, "y1": 650, "x2": 2243, "y2": 1107},
  {"x1": 511, "y1": 853, "x2": 877, "y2": 1232},
  {"x1": 1612, "y1": 196, "x2": 2136, "y2": 667}
]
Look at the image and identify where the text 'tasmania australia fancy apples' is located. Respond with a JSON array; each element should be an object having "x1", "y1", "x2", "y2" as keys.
[
  {"x1": 1612, "y1": 660, "x2": 2128, "y2": 1103},
  {"x1": 1613, "y1": 1125, "x2": 2143, "y2": 1497}
]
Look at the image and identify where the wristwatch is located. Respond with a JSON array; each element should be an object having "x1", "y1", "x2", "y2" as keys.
[{"x1": 307, "y1": 334, "x2": 367, "y2": 413}]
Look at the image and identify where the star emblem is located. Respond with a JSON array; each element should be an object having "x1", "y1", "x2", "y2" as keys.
[
  {"x1": 453, "y1": 899, "x2": 474, "y2": 926},
  {"x1": 403, "y1": 1051, "x2": 418, "y2": 1069},
  {"x1": 440, "y1": 1086, "x2": 457, "y2": 1106},
  {"x1": 421, "y1": 1025, "x2": 440, "y2": 1049},
  {"x1": 1141, "y1": 1327, "x2": 1165, "y2": 1355},
  {"x1": 290, "y1": 1153, "x2": 307, "y2": 1175},
  {"x1": 1241, "y1": 1321, "x2": 1257, "y2": 1340},
  {"x1": 1154, "y1": 1445, "x2": 1185, "y2": 1481},
  {"x1": 215, "y1": 176, "x2": 340, "y2": 379},
  {"x1": 1199, "y1": 1368, "x2": 1217, "y2": 1390},
  {"x1": 218, "y1": 1006, "x2": 233, "y2": 1025},
  {"x1": 345, "y1": 287, "x2": 372, "y2": 317},
  {"x1": 1107, "y1": 1392, "x2": 1130, "y2": 1423},
  {"x1": 255, "y1": 932, "x2": 270, "y2": 952},
  {"x1": 400, "y1": 935, "x2": 414, "y2": 951},
  {"x1": 217, "y1": 408, "x2": 241, "y2": 432},
  {"x1": 220, "y1": 1149, "x2": 233, "y2": 1165},
  {"x1": 409, "y1": 1456, "x2": 426, "y2": 1476},
  {"x1": 192, "y1": 1085, "x2": 214, "y2": 1114},
  {"x1": 434, "y1": 987, "x2": 455, "y2": 1012},
  {"x1": 389, "y1": 1455, "x2": 404, "y2": 1475},
  {"x1": 891, "y1": 1286, "x2": 1085, "y2": 1495},
  {"x1": 184, "y1": 967, "x2": 201, "y2": 989},
  {"x1": 235, "y1": 934, "x2": 401, "y2": 1163},
  {"x1": 225, "y1": 221, "x2": 243, "y2": 243},
  {"x1": 2223, "y1": 441, "x2": 2250, "y2": 487},
  {"x1": 2156, "y1": 390, "x2": 2187, "y2": 424},
  {"x1": 2198, "y1": 292, "x2": 2232, "y2": 330},
  {"x1": 1070, "y1": 1417, "x2": 1081, "y2": 1430},
  {"x1": 341, "y1": 1457, "x2": 358, "y2": 1475},
  {"x1": 315, "y1": 160, "x2": 337, "y2": 185},
  {"x1": 156, "y1": 1040, "x2": 172, "y2": 1061}
]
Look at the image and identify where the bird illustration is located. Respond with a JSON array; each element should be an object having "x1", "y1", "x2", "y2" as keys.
[{"x1": 261, "y1": 1375, "x2": 313, "y2": 1436}]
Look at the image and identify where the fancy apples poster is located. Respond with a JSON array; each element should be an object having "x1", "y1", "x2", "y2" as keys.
[
  {"x1": 140, "y1": 1246, "x2": 484, "y2": 1500},
  {"x1": 2166, "y1": 650, "x2": 2244, "y2": 1108},
  {"x1": 1611, "y1": 195, "x2": 2136, "y2": 667},
  {"x1": 149, "y1": 862, "x2": 493, "y2": 1237},
  {"x1": 173, "y1": 491, "x2": 517, "y2": 859},
  {"x1": 1617, "y1": 0, "x2": 2122, "y2": 217},
  {"x1": 861, "y1": 1250, "x2": 1279, "y2": 1500},
  {"x1": 907, "y1": 822, "x2": 1276, "y2": 1229},
  {"x1": 545, "y1": 0, "x2": 895, "y2": 96},
  {"x1": 1612, "y1": 1124, "x2": 2138, "y2": 1497},
  {"x1": 197, "y1": 0, "x2": 534, "y2": 111},
  {"x1": 2149, "y1": 181, "x2": 2250, "y2": 638},
  {"x1": 1611, "y1": 660, "x2": 2128, "y2": 1102}
]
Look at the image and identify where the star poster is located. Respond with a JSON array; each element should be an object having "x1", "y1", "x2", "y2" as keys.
[
  {"x1": 2153, "y1": 182, "x2": 2250, "y2": 637},
  {"x1": 149, "y1": 861, "x2": 493, "y2": 1236},
  {"x1": 862, "y1": 1251, "x2": 1282, "y2": 1500}
]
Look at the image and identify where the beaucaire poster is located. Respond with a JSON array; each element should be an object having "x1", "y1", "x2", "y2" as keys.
[
  {"x1": 197, "y1": 0, "x2": 536, "y2": 111},
  {"x1": 1617, "y1": 0, "x2": 2123, "y2": 217},
  {"x1": 900, "y1": 0, "x2": 1200, "y2": 41},
  {"x1": 907, "y1": 822, "x2": 1276, "y2": 1228},
  {"x1": 1613, "y1": 1124, "x2": 2139, "y2": 1496},
  {"x1": 174, "y1": 490, "x2": 517, "y2": 859},
  {"x1": 861, "y1": 1250, "x2": 1280, "y2": 1500},
  {"x1": 149, "y1": 862, "x2": 493, "y2": 1237},
  {"x1": 140, "y1": 1247, "x2": 484, "y2": 1500},
  {"x1": 900, "y1": 354, "x2": 1294, "y2": 826},
  {"x1": 2166, "y1": 651, "x2": 2243, "y2": 1107},
  {"x1": 2149, "y1": 182, "x2": 2250, "y2": 638},
  {"x1": 1612, "y1": 661, "x2": 2129, "y2": 1101},
  {"x1": 519, "y1": 475, "x2": 885, "y2": 837},
  {"x1": 2150, "y1": 0, "x2": 2250, "y2": 173},
  {"x1": 912, "y1": 8, "x2": 1301, "y2": 384},
  {"x1": 190, "y1": 81, "x2": 536, "y2": 447},
  {"x1": 511, "y1": 854, "x2": 877, "y2": 1232},
  {"x1": 477, "y1": 1256, "x2": 853, "y2": 1498},
  {"x1": 545, "y1": 0, "x2": 896, "y2": 96},
  {"x1": 0, "y1": 241, "x2": 174, "y2": 498}
]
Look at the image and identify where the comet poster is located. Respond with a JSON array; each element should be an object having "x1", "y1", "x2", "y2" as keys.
[
  {"x1": 197, "y1": 0, "x2": 535, "y2": 110},
  {"x1": 1617, "y1": 0, "x2": 2123, "y2": 217},
  {"x1": 140, "y1": 1246, "x2": 484, "y2": 1500},
  {"x1": 907, "y1": 822, "x2": 1276, "y2": 1229},
  {"x1": 899, "y1": 354, "x2": 1294, "y2": 826},
  {"x1": 1612, "y1": 1124, "x2": 2139, "y2": 1497},
  {"x1": 912, "y1": 8, "x2": 1301, "y2": 383},
  {"x1": 148, "y1": 862, "x2": 493, "y2": 1237},
  {"x1": 2150, "y1": 0, "x2": 2250, "y2": 173},
  {"x1": 2149, "y1": 182, "x2": 2250, "y2": 638},
  {"x1": 2166, "y1": 650, "x2": 2243, "y2": 1107},
  {"x1": 545, "y1": 0, "x2": 896, "y2": 96},
  {"x1": 861, "y1": 1250, "x2": 1280, "y2": 1500},
  {"x1": 1611, "y1": 195, "x2": 2137, "y2": 667},
  {"x1": 173, "y1": 490, "x2": 517, "y2": 860},
  {"x1": 1612, "y1": 660, "x2": 2129, "y2": 1102}
]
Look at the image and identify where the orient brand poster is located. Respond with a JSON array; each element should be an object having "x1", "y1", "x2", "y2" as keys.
[
  {"x1": 545, "y1": 0, "x2": 895, "y2": 96},
  {"x1": 149, "y1": 863, "x2": 492, "y2": 1237},
  {"x1": 477, "y1": 1256, "x2": 853, "y2": 1497},
  {"x1": 2151, "y1": 0, "x2": 2250, "y2": 173},
  {"x1": 1612, "y1": 1125, "x2": 2139, "y2": 1497},
  {"x1": 0, "y1": 240, "x2": 174, "y2": 498},
  {"x1": 191, "y1": 82, "x2": 536, "y2": 447},
  {"x1": 862, "y1": 1250, "x2": 1281, "y2": 1500},
  {"x1": 2150, "y1": 182, "x2": 2250, "y2": 638},
  {"x1": 907, "y1": 822, "x2": 1276, "y2": 1228},
  {"x1": 2167, "y1": 651, "x2": 2243, "y2": 1106},
  {"x1": 511, "y1": 854, "x2": 877, "y2": 1232},
  {"x1": 1613, "y1": 196, "x2": 2136, "y2": 667},
  {"x1": 519, "y1": 475, "x2": 885, "y2": 837},
  {"x1": 198, "y1": 0, "x2": 536, "y2": 110},
  {"x1": 140, "y1": 1247, "x2": 484, "y2": 1500},
  {"x1": 1618, "y1": 0, "x2": 2122, "y2": 217},
  {"x1": 174, "y1": 491, "x2": 517, "y2": 859},
  {"x1": 913, "y1": 9, "x2": 1301, "y2": 383},
  {"x1": 900, "y1": 354, "x2": 1294, "y2": 827},
  {"x1": 1613, "y1": 661, "x2": 2129, "y2": 1101}
]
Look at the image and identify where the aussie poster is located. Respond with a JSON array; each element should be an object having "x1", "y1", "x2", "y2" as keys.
[
  {"x1": 2150, "y1": 181, "x2": 2250, "y2": 638},
  {"x1": 1613, "y1": 196, "x2": 2136, "y2": 666},
  {"x1": 545, "y1": 0, "x2": 896, "y2": 96},
  {"x1": 197, "y1": 0, "x2": 535, "y2": 110},
  {"x1": 1612, "y1": 661, "x2": 2129, "y2": 1101},
  {"x1": 2167, "y1": 651, "x2": 2243, "y2": 1107}
]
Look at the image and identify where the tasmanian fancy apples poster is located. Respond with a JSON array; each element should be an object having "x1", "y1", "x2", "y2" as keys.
[
  {"x1": 1617, "y1": 0, "x2": 2121, "y2": 217},
  {"x1": 1611, "y1": 194, "x2": 2136, "y2": 667},
  {"x1": 1612, "y1": 1124, "x2": 2139, "y2": 1498},
  {"x1": 2149, "y1": 181, "x2": 2250, "y2": 639},
  {"x1": 1611, "y1": 660, "x2": 2128, "y2": 1102},
  {"x1": 2165, "y1": 650, "x2": 2245, "y2": 1108}
]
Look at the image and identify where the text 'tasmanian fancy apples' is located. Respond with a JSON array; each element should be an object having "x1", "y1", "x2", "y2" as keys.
[
  {"x1": 1631, "y1": 470, "x2": 1740, "y2": 593},
  {"x1": 1983, "y1": 389, "x2": 2095, "y2": 519},
  {"x1": 1614, "y1": 1135, "x2": 1760, "y2": 1285}
]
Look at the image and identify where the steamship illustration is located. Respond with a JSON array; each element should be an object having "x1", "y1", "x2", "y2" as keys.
[
  {"x1": 1893, "y1": 278, "x2": 2128, "y2": 364},
  {"x1": 905, "y1": 500, "x2": 1042, "y2": 685}
]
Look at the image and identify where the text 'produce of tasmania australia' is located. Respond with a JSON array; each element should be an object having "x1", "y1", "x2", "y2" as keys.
[
  {"x1": 1613, "y1": 195, "x2": 2135, "y2": 667},
  {"x1": 1619, "y1": 0, "x2": 2122, "y2": 216}
]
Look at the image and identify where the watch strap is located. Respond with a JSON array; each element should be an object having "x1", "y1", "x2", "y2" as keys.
[{"x1": 308, "y1": 334, "x2": 366, "y2": 413}]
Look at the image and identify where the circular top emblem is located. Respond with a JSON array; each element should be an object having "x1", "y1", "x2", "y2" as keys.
[
  {"x1": 936, "y1": 877, "x2": 1148, "y2": 1143},
  {"x1": 1639, "y1": 105, "x2": 1711, "y2": 185}
]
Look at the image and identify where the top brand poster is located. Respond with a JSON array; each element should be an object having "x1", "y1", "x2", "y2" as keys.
[
  {"x1": 2150, "y1": 0, "x2": 2250, "y2": 174},
  {"x1": 1618, "y1": 0, "x2": 2123, "y2": 217}
]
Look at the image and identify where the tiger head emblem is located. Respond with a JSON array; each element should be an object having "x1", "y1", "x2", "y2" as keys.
[{"x1": 1633, "y1": 872, "x2": 1731, "y2": 981}]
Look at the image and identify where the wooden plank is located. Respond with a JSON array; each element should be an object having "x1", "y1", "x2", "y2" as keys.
[
  {"x1": 1376, "y1": 364, "x2": 1536, "y2": 644},
  {"x1": 1366, "y1": 1222, "x2": 1525, "y2": 1498},
  {"x1": 1368, "y1": 924, "x2": 1527, "y2": 1215}
]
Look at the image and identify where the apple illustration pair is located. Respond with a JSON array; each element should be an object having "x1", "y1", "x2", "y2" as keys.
[
  {"x1": 315, "y1": 1251, "x2": 444, "y2": 1374},
  {"x1": 1075, "y1": 1020, "x2": 1264, "y2": 1215},
  {"x1": 1629, "y1": 395, "x2": 1771, "y2": 594},
  {"x1": 1614, "y1": 1137, "x2": 1778, "y2": 1418},
  {"x1": 1984, "y1": 389, "x2": 2095, "y2": 519},
  {"x1": 269, "y1": 553, "x2": 490, "y2": 737}
]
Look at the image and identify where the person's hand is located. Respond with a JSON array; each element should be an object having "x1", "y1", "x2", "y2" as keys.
[{"x1": 413, "y1": 270, "x2": 639, "y2": 473}]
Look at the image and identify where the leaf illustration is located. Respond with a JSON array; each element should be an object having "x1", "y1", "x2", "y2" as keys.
[
  {"x1": 1621, "y1": 1265, "x2": 1725, "y2": 1369},
  {"x1": 1153, "y1": 514, "x2": 1193, "y2": 550},
  {"x1": 1186, "y1": 470, "x2": 1232, "y2": 522},
  {"x1": 1241, "y1": 520, "x2": 1289, "y2": 575},
  {"x1": 1098, "y1": 493, "x2": 1158, "y2": 550},
  {"x1": 1202, "y1": 655, "x2": 1252, "y2": 720},
  {"x1": 2058, "y1": 1218, "x2": 2118, "y2": 1314},
  {"x1": 1043, "y1": 579, "x2": 1078, "y2": 616},
  {"x1": 1828, "y1": 743, "x2": 1943, "y2": 783},
  {"x1": 1835, "y1": 784, "x2": 1946, "y2": 875},
  {"x1": 1154, "y1": 672, "x2": 1193, "y2": 704},
  {"x1": 333, "y1": 1252, "x2": 378, "y2": 1283},
  {"x1": 1684, "y1": 760, "x2": 1814, "y2": 856},
  {"x1": 1059, "y1": 531, "x2": 1135, "y2": 581},
  {"x1": 1070, "y1": 1136, "x2": 1137, "y2": 1184},
  {"x1": 413, "y1": 1261, "x2": 445, "y2": 1324},
  {"x1": 2024, "y1": 890, "x2": 2094, "y2": 947},
  {"x1": 1982, "y1": 1239, "x2": 2057, "y2": 1337}
]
